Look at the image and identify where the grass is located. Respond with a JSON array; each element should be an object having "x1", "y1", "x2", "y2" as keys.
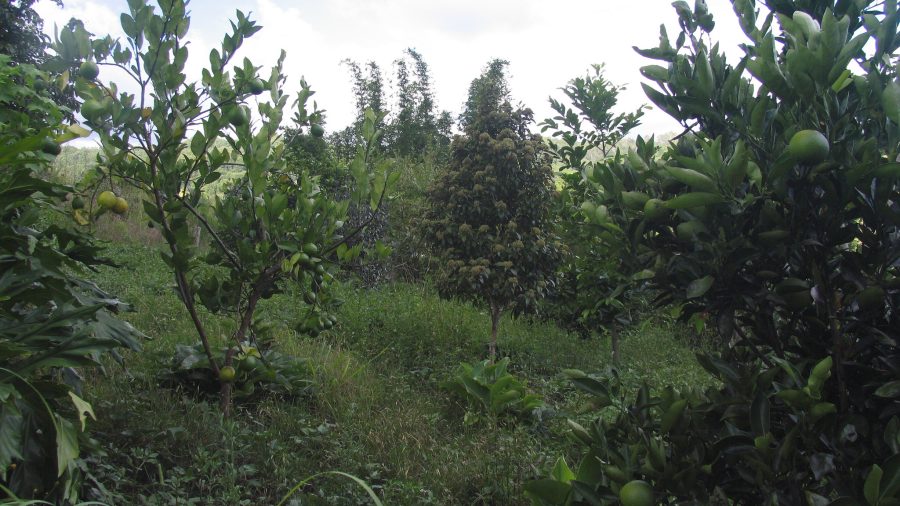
[{"x1": 74, "y1": 225, "x2": 713, "y2": 504}]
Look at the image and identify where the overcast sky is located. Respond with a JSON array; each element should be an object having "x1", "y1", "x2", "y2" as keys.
[{"x1": 35, "y1": 0, "x2": 749, "y2": 138}]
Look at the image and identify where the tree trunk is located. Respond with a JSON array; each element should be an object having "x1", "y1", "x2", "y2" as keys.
[
  {"x1": 219, "y1": 276, "x2": 267, "y2": 417},
  {"x1": 489, "y1": 302, "x2": 501, "y2": 362},
  {"x1": 219, "y1": 347, "x2": 235, "y2": 418}
]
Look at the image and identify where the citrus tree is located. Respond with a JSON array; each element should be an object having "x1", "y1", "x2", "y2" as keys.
[
  {"x1": 49, "y1": 0, "x2": 392, "y2": 414},
  {"x1": 540, "y1": 65, "x2": 647, "y2": 360},
  {"x1": 527, "y1": 0, "x2": 899, "y2": 503},
  {"x1": 0, "y1": 54, "x2": 142, "y2": 501},
  {"x1": 423, "y1": 59, "x2": 560, "y2": 359}
]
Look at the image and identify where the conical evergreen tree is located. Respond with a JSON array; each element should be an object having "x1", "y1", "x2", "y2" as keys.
[{"x1": 424, "y1": 59, "x2": 560, "y2": 359}]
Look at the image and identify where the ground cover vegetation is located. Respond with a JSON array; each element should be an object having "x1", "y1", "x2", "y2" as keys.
[{"x1": 0, "y1": 0, "x2": 897, "y2": 504}]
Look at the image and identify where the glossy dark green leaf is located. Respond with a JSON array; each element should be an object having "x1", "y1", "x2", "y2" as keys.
[
  {"x1": 875, "y1": 381, "x2": 900, "y2": 398},
  {"x1": 524, "y1": 479, "x2": 571, "y2": 504},
  {"x1": 750, "y1": 389, "x2": 771, "y2": 436},
  {"x1": 687, "y1": 275, "x2": 715, "y2": 298},
  {"x1": 865, "y1": 465, "x2": 882, "y2": 506}
]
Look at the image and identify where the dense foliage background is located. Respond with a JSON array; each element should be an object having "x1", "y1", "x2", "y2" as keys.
[{"x1": 1, "y1": 0, "x2": 897, "y2": 504}]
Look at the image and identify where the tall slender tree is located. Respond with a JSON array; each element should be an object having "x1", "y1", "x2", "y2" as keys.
[
  {"x1": 424, "y1": 59, "x2": 560, "y2": 359},
  {"x1": 390, "y1": 48, "x2": 445, "y2": 157}
]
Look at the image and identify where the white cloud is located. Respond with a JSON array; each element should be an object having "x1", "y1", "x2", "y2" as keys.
[{"x1": 37, "y1": 0, "x2": 751, "y2": 139}]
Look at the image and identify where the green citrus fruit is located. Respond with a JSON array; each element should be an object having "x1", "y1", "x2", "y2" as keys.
[
  {"x1": 219, "y1": 366, "x2": 236, "y2": 382},
  {"x1": 603, "y1": 465, "x2": 628, "y2": 483},
  {"x1": 40, "y1": 138, "x2": 61, "y2": 156},
  {"x1": 71, "y1": 196, "x2": 85, "y2": 210},
  {"x1": 643, "y1": 198, "x2": 670, "y2": 221},
  {"x1": 788, "y1": 129, "x2": 829, "y2": 164},
  {"x1": 97, "y1": 191, "x2": 117, "y2": 209},
  {"x1": 782, "y1": 290, "x2": 813, "y2": 310},
  {"x1": 81, "y1": 99, "x2": 108, "y2": 121},
  {"x1": 241, "y1": 356, "x2": 260, "y2": 370},
  {"x1": 619, "y1": 480, "x2": 654, "y2": 506},
  {"x1": 622, "y1": 191, "x2": 650, "y2": 210},
  {"x1": 112, "y1": 197, "x2": 129, "y2": 215},
  {"x1": 228, "y1": 107, "x2": 248, "y2": 127},
  {"x1": 248, "y1": 78, "x2": 265, "y2": 95},
  {"x1": 310, "y1": 123, "x2": 325, "y2": 138},
  {"x1": 79, "y1": 61, "x2": 100, "y2": 80}
]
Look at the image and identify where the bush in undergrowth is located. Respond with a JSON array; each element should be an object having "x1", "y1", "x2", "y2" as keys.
[
  {"x1": 161, "y1": 342, "x2": 315, "y2": 403},
  {"x1": 538, "y1": 67, "x2": 647, "y2": 355},
  {"x1": 527, "y1": 0, "x2": 899, "y2": 504},
  {"x1": 0, "y1": 55, "x2": 142, "y2": 501},
  {"x1": 441, "y1": 358, "x2": 543, "y2": 425}
]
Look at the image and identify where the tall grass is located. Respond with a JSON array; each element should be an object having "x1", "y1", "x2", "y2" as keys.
[{"x1": 72, "y1": 210, "x2": 711, "y2": 504}]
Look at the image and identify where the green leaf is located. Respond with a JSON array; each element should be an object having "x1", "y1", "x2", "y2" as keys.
[
  {"x1": 575, "y1": 449, "x2": 605, "y2": 484},
  {"x1": 882, "y1": 454, "x2": 900, "y2": 500},
  {"x1": 664, "y1": 192, "x2": 724, "y2": 208},
  {"x1": 55, "y1": 415, "x2": 79, "y2": 477},
  {"x1": 875, "y1": 163, "x2": 900, "y2": 181},
  {"x1": 190, "y1": 131, "x2": 206, "y2": 158},
  {"x1": 883, "y1": 81, "x2": 900, "y2": 124},
  {"x1": 664, "y1": 165, "x2": 717, "y2": 192},
  {"x1": 750, "y1": 390, "x2": 771, "y2": 436},
  {"x1": 865, "y1": 465, "x2": 882, "y2": 506},
  {"x1": 875, "y1": 381, "x2": 900, "y2": 398},
  {"x1": 661, "y1": 399, "x2": 687, "y2": 433},
  {"x1": 568, "y1": 420, "x2": 593, "y2": 445},
  {"x1": 696, "y1": 354, "x2": 741, "y2": 383},
  {"x1": 562, "y1": 369, "x2": 587, "y2": 379},
  {"x1": 695, "y1": 49, "x2": 715, "y2": 97},
  {"x1": 829, "y1": 31, "x2": 871, "y2": 83},
  {"x1": 570, "y1": 377, "x2": 611, "y2": 406},
  {"x1": 551, "y1": 457, "x2": 576, "y2": 484},
  {"x1": 68, "y1": 391, "x2": 96, "y2": 431},
  {"x1": 0, "y1": 405, "x2": 23, "y2": 470},
  {"x1": 270, "y1": 192, "x2": 288, "y2": 218},
  {"x1": 570, "y1": 480, "x2": 604, "y2": 505},
  {"x1": 524, "y1": 479, "x2": 571, "y2": 504},
  {"x1": 686, "y1": 275, "x2": 714, "y2": 298}
]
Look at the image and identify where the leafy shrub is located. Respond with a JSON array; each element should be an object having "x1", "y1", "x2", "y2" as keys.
[
  {"x1": 529, "y1": 0, "x2": 900, "y2": 503},
  {"x1": 442, "y1": 358, "x2": 542, "y2": 423},
  {"x1": 0, "y1": 55, "x2": 142, "y2": 501},
  {"x1": 539, "y1": 66, "x2": 648, "y2": 358},
  {"x1": 52, "y1": 1, "x2": 392, "y2": 414},
  {"x1": 161, "y1": 342, "x2": 314, "y2": 402},
  {"x1": 528, "y1": 360, "x2": 900, "y2": 505}
]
